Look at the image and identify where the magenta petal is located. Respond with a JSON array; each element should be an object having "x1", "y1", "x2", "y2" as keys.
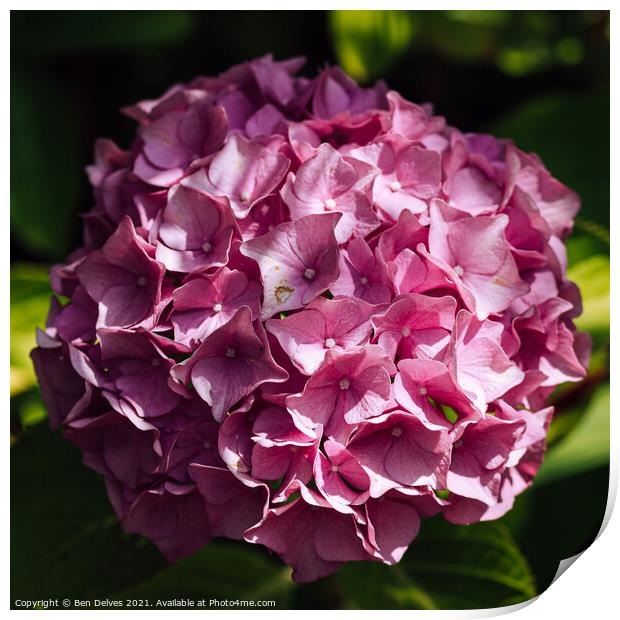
[
  {"x1": 174, "y1": 306, "x2": 288, "y2": 421},
  {"x1": 281, "y1": 143, "x2": 380, "y2": 243},
  {"x1": 98, "y1": 328, "x2": 181, "y2": 418},
  {"x1": 76, "y1": 217, "x2": 164, "y2": 328},
  {"x1": 372, "y1": 293, "x2": 456, "y2": 360},
  {"x1": 240, "y1": 212, "x2": 341, "y2": 319},
  {"x1": 171, "y1": 267, "x2": 262, "y2": 347},
  {"x1": 189, "y1": 464, "x2": 268, "y2": 540},
  {"x1": 190, "y1": 134, "x2": 289, "y2": 218},
  {"x1": 122, "y1": 483, "x2": 212, "y2": 562},
  {"x1": 156, "y1": 184, "x2": 238, "y2": 273},
  {"x1": 245, "y1": 490, "x2": 369, "y2": 582},
  {"x1": 446, "y1": 310, "x2": 525, "y2": 412},
  {"x1": 366, "y1": 496, "x2": 421, "y2": 564},
  {"x1": 332, "y1": 236, "x2": 392, "y2": 305},
  {"x1": 31, "y1": 342, "x2": 87, "y2": 429},
  {"x1": 286, "y1": 345, "x2": 395, "y2": 435},
  {"x1": 266, "y1": 296, "x2": 375, "y2": 374},
  {"x1": 348, "y1": 411, "x2": 451, "y2": 495},
  {"x1": 65, "y1": 411, "x2": 162, "y2": 489}
]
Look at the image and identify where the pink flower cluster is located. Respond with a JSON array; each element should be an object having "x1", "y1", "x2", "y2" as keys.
[{"x1": 32, "y1": 56, "x2": 589, "y2": 583}]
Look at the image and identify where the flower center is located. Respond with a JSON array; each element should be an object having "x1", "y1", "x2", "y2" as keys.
[
  {"x1": 453, "y1": 265, "x2": 464, "y2": 277},
  {"x1": 390, "y1": 180, "x2": 402, "y2": 192},
  {"x1": 325, "y1": 338, "x2": 336, "y2": 349},
  {"x1": 419, "y1": 386, "x2": 428, "y2": 396},
  {"x1": 324, "y1": 198, "x2": 336, "y2": 210},
  {"x1": 202, "y1": 241, "x2": 212, "y2": 253},
  {"x1": 136, "y1": 276, "x2": 147, "y2": 288},
  {"x1": 391, "y1": 426, "x2": 403, "y2": 437},
  {"x1": 213, "y1": 303, "x2": 223, "y2": 313},
  {"x1": 331, "y1": 464, "x2": 339, "y2": 473},
  {"x1": 401, "y1": 326, "x2": 411, "y2": 337},
  {"x1": 304, "y1": 268, "x2": 316, "y2": 280},
  {"x1": 225, "y1": 347, "x2": 236, "y2": 359},
  {"x1": 360, "y1": 276, "x2": 369, "y2": 285},
  {"x1": 339, "y1": 378, "x2": 351, "y2": 390}
]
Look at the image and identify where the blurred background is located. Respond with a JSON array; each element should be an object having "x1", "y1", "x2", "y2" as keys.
[{"x1": 11, "y1": 10, "x2": 610, "y2": 610}]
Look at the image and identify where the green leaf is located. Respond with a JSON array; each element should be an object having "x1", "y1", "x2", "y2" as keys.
[
  {"x1": 414, "y1": 12, "x2": 502, "y2": 65},
  {"x1": 338, "y1": 518, "x2": 536, "y2": 609},
  {"x1": 10, "y1": 424, "x2": 167, "y2": 602},
  {"x1": 567, "y1": 254, "x2": 610, "y2": 335},
  {"x1": 11, "y1": 73, "x2": 81, "y2": 259},
  {"x1": 10, "y1": 264, "x2": 53, "y2": 395},
  {"x1": 329, "y1": 11, "x2": 414, "y2": 83},
  {"x1": 535, "y1": 383, "x2": 609, "y2": 486},
  {"x1": 116, "y1": 542, "x2": 294, "y2": 607},
  {"x1": 566, "y1": 226, "x2": 609, "y2": 267},
  {"x1": 13, "y1": 389, "x2": 48, "y2": 429},
  {"x1": 11, "y1": 422, "x2": 295, "y2": 608},
  {"x1": 338, "y1": 561, "x2": 437, "y2": 609}
]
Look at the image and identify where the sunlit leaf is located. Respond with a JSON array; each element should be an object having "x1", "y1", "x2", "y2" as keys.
[
  {"x1": 448, "y1": 10, "x2": 509, "y2": 27},
  {"x1": 536, "y1": 383, "x2": 609, "y2": 486},
  {"x1": 566, "y1": 230, "x2": 608, "y2": 267},
  {"x1": 567, "y1": 255, "x2": 610, "y2": 334},
  {"x1": 498, "y1": 44, "x2": 552, "y2": 76},
  {"x1": 14, "y1": 390, "x2": 48, "y2": 429},
  {"x1": 10, "y1": 264, "x2": 52, "y2": 396},
  {"x1": 329, "y1": 11, "x2": 414, "y2": 82}
]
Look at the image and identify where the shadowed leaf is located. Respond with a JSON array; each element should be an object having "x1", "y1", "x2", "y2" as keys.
[{"x1": 338, "y1": 518, "x2": 535, "y2": 609}]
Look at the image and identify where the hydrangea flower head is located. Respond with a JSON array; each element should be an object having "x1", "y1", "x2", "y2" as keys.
[{"x1": 32, "y1": 54, "x2": 589, "y2": 583}]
